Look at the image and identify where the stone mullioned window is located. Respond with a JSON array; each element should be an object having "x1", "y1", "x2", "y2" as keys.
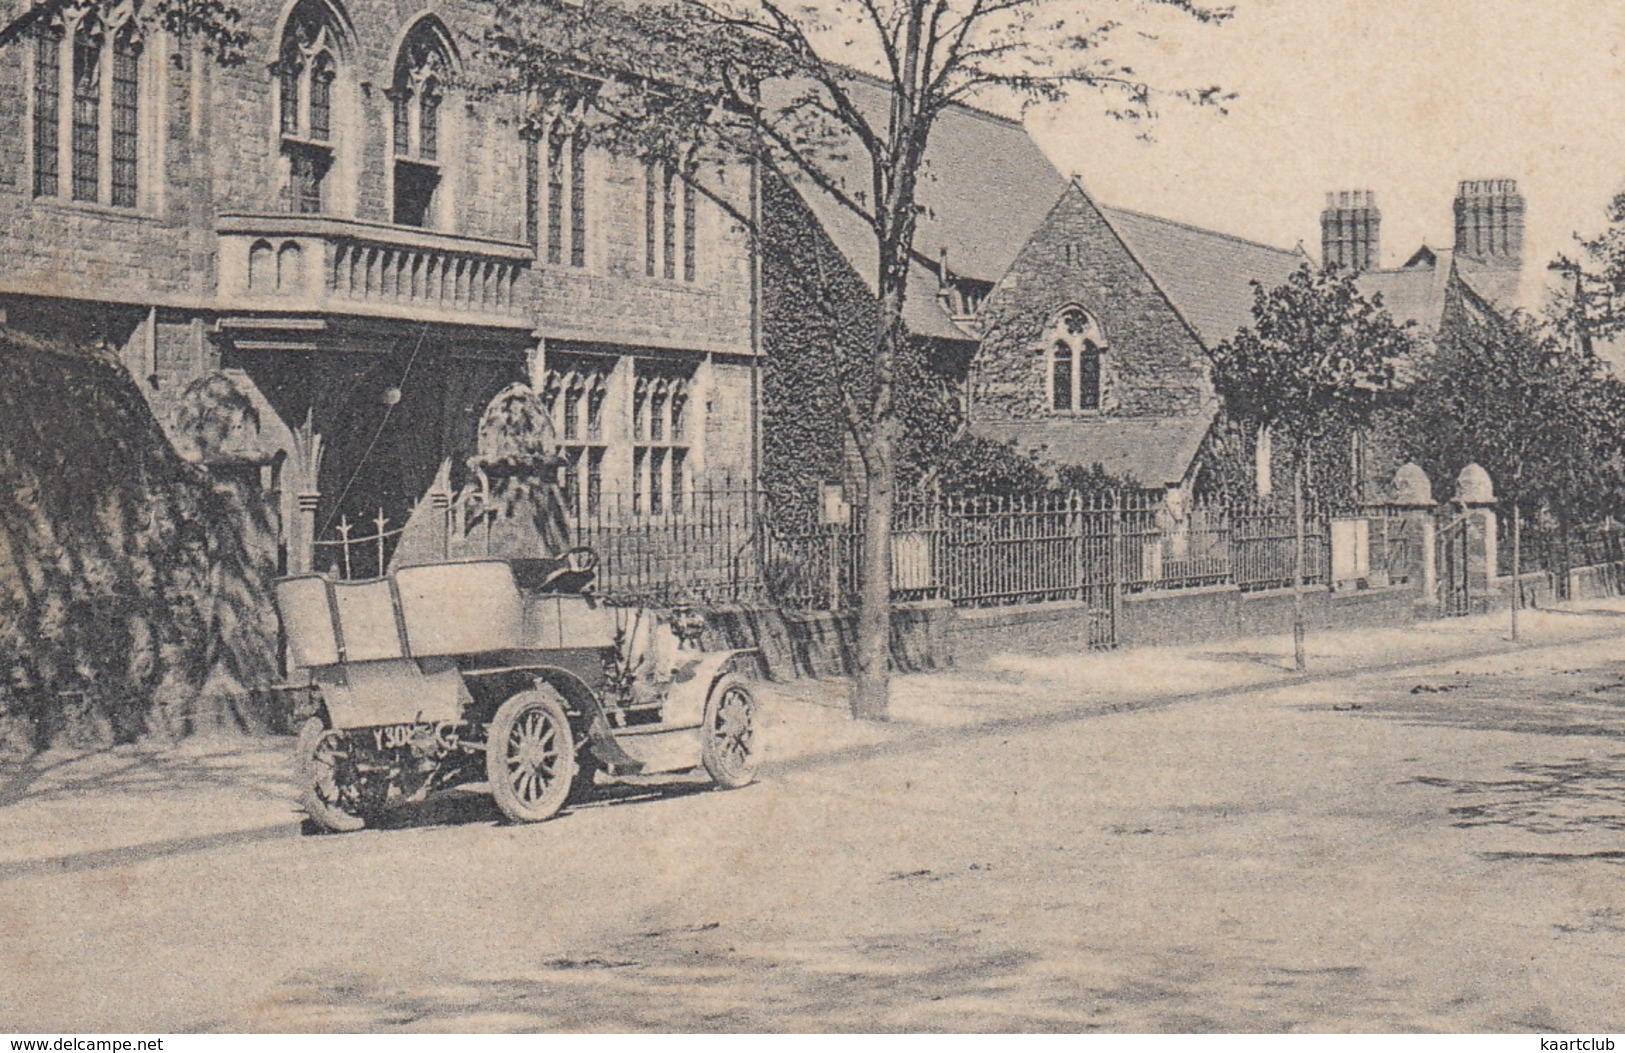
[{"x1": 32, "y1": 13, "x2": 144, "y2": 209}]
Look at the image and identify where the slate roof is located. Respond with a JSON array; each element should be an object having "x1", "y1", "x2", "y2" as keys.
[
  {"x1": 971, "y1": 413, "x2": 1215, "y2": 490},
  {"x1": 1453, "y1": 256, "x2": 1523, "y2": 308},
  {"x1": 1353, "y1": 248, "x2": 1513, "y2": 334},
  {"x1": 785, "y1": 73, "x2": 1070, "y2": 341},
  {"x1": 1353, "y1": 263, "x2": 1456, "y2": 330},
  {"x1": 1098, "y1": 206, "x2": 1309, "y2": 349}
]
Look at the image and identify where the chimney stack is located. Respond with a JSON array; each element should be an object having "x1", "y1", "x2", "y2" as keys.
[
  {"x1": 1321, "y1": 190, "x2": 1381, "y2": 273},
  {"x1": 1453, "y1": 178, "x2": 1525, "y2": 267}
]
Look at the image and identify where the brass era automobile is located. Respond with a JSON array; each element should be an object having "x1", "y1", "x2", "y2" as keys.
[{"x1": 274, "y1": 549, "x2": 761, "y2": 832}]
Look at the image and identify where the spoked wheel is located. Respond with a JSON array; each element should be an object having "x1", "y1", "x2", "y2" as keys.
[
  {"x1": 701, "y1": 675, "x2": 761, "y2": 789},
  {"x1": 297, "y1": 716, "x2": 366, "y2": 833},
  {"x1": 486, "y1": 687, "x2": 577, "y2": 823}
]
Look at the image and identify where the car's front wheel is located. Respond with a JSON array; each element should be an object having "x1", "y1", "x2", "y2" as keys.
[{"x1": 700, "y1": 675, "x2": 761, "y2": 789}]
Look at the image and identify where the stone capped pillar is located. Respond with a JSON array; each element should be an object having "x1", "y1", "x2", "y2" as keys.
[
  {"x1": 1384, "y1": 462, "x2": 1437, "y2": 599},
  {"x1": 286, "y1": 420, "x2": 325, "y2": 575},
  {"x1": 1454, "y1": 462, "x2": 1498, "y2": 599}
]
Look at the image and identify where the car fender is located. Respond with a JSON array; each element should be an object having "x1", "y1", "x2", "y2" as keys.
[{"x1": 659, "y1": 649, "x2": 759, "y2": 730}]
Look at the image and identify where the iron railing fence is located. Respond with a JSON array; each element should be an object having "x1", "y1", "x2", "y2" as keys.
[
  {"x1": 566, "y1": 484, "x2": 769, "y2": 607},
  {"x1": 1230, "y1": 497, "x2": 1330, "y2": 593},
  {"x1": 314, "y1": 486, "x2": 1342, "y2": 623},
  {"x1": 934, "y1": 491, "x2": 1328, "y2": 605},
  {"x1": 760, "y1": 492, "x2": 943, "y2": 612},
  {"x1": 1502, "y1": 517, "x2": 1625, "y2": 578},
  {"x1": 312, "y1": 510, "x2": 404, "y2": 581}
]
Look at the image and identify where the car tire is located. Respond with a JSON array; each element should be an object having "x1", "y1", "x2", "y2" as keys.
[
  {"x1": 297, "y1": 716, "x2": 367, "y2": 833},
  {"x1": 700, "y1": 675, "x2": 761, "y2": 789},
  {"x1": 487, "y1": 686, "x2": 577, "y2": 823}
]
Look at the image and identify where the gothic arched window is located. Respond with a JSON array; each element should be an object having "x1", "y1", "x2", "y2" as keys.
[
  {"x1": 389, "y1": 18, "x2": 455, "y2": 227},
  {"x1": 524, "y1": 111, "x2": 589, "y2": 267},
  {"x1": 1044, "y1": 306, "x2": 1106, "y2": 413},
  {"x1": 275, "y1": 0, "x2": 349, "y2": 213},
  {"x1": 33, "y1": 11, "x2": 146, "y2": 207},
  {"x1": 644, "y1": 146, "x2": 699, "y2": 282}
]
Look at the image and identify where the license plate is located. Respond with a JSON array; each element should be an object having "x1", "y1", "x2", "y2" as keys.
[{"x1": 370, "y1": 723, "x2": 425, "y2": 751}]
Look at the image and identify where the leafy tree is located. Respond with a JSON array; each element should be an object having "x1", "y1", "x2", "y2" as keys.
[
  {"x1": 1553, "y1": 190, "x2": 1625, "y2": 347},
  {"x1": 1, "y1": 0, "x2": 250, "y2": 63},
  {"x1": 1397, "y1": 308, "x2": 1625, "y2": 612},
  {"x1": 478, "y1": 0, "x2": 1232, "y2": 718},
  {"x1": 1210, "y1": 265, "x2": 1412, "y2": 669}
]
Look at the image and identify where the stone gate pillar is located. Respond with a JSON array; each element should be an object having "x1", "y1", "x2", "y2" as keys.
[
  {"x1": 287, "y1": 420, "x2": 324, "y2": 575},
  {"x1": 1384, "y1": 462, "x2": 1436, "y2": 601},
  {"x1": 1455, "y1": 463, "x2": 1498, "y2": 601}
]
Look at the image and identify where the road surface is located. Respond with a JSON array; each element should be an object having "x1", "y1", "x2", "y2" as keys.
[{"x1": 3, "y1": 625, "x2": 1625, "y2": 1032}]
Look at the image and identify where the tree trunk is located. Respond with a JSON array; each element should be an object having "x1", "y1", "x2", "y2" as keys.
[
  {"x1": 850, "y1": 246, "x2": 911, "y2": 721},
  {"x1": 849, "y1": 71, "x2": 927, "y2": 721},
  {"x1": 853, "y1": 423, "x2": 894, "y2": 720},
  {"x1": 1292, "y1": 462, "x2": 1307, "y2": 672}
]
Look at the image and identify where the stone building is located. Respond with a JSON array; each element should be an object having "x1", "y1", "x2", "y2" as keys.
[
  {"x1": 965, "y1": 177, "x2": 1527, "y2": 499},
  {"x1": 756, "y1": 72, "x2": 1069, "y2": 516},
  {"x1": 0, "y1": 0, "x2": 760, "y2": 574},
  {"x1": 968, "y1": 179, "x2": 1304, "y2": 493}
]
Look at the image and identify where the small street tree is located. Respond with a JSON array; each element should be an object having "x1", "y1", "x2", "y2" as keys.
[
  {"x1": 477, "y1": 0, "x2": 1233, "y2": 718},
  {"x1": 1210, "y1": 266, "x2": 1411, "y2": 670}
]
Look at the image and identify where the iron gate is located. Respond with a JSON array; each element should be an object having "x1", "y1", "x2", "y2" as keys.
[{"x1": 1437, "y1": 513, "x2": 1471, "y2": 616}]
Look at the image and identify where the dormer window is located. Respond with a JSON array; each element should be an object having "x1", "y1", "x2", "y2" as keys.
[
  {"x1": 1045, "y1": 306, "x2": 1106, "y2": 413},
  {"x1": 389, "y1": 19, "x2": 455, "y2": 228}
]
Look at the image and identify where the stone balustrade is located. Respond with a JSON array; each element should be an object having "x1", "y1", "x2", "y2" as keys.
[{"x1": 216, "y1": 213, "x2": 532, "y2": 327}]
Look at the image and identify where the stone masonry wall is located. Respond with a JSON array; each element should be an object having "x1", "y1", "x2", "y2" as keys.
[
  {"x1": 973, "y1": 183, "x2": 1213, "y2": 422},
  {"x1": 0, "y1": 0, "x2": 756, "y2": 361}
]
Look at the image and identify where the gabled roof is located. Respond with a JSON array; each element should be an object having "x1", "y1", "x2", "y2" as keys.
[
  {"x1": 783, "y1": 73, "x2": 1069, "y2": 341},
  {"x1": 1354, "y1": 263, "x2": 1455, "y2": 330},
  {"x1": 1398, "y1": 245, "x2": 1523, "y2": 312},
  {"x1": 971, "y1": 413, "x2": 1214, "y2": 490},
  {"x1": 1453, "y1": 256, "x2": 1523, "y2": 309},
  {"x1": 1098, "y1": 206, "x2": 1309, "y2": 349},
  {"x1": 1354, "y1": 249, "x2": 1503, "y2": 332}
]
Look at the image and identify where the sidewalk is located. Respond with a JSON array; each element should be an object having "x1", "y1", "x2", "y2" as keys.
[
  {"x1": 3, "y1": 596, "x2": 1624, "y2": 873},
  {"x1": 770, "y1": 595, "x2": 1625, "y2": 737}
]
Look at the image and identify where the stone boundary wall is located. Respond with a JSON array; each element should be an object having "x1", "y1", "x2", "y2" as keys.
[
  {"x1": 700, "y1": 581, "x2": 1426, "y2": 679},
  {"x1": 1566, "y1": 562, "x2": 1625, "y2": 602}
]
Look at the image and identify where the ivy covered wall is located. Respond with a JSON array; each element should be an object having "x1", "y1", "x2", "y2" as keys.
[
  {"x1": 0, "y1": 330, "x2": 279, "y2": 754},
  {"x1": 758, "y1": 171, "x2": 968, "y2": 525}
]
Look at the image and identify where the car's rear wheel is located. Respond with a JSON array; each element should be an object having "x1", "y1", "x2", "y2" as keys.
[
  {"x1": 487, "y1": 687, "x2": 577, "y2": 823},
  {"x1": 297, "y1": 716, "x2": 367, "y2": 833},
  {"x1": 701, "y1": 675, "x2": 760, "y2": 789}
]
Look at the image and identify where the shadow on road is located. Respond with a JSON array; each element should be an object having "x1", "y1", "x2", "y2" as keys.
[
  {"x1": 0, "y1": 772, "x2": 726, "y2": 883},
  {"x1": 0, "y1": 741, "x2": 291, "y2": 811},
  {"x1": 1407, "y1": 754, "x2": 1625, "y2": 839}
]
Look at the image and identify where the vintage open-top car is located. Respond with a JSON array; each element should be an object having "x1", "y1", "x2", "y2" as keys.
[{"x1": 274, "y1": 549, "x2": 761, "y2": 832}]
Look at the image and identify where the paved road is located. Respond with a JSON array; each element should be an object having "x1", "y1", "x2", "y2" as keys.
[{"x1": 5, "y1": 630, "x2": 1625, "y2": 1032}]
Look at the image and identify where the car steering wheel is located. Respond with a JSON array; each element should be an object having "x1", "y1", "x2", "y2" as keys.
[{"x1": 538, "y1": 546, "x2": 599, "y2": 591}]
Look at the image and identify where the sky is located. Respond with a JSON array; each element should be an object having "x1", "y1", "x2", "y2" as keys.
[{"x1": 1015, "y1": 0, "x2": 1625, "y2": 291}]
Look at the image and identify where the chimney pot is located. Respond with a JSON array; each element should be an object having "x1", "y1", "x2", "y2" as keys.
[
  {"x1": 1320, "y1": 188, "x2": 1381, "y2": 273},
  {"x1": 1453, "y1": 177, "x2": 1525, "y2": 267}
]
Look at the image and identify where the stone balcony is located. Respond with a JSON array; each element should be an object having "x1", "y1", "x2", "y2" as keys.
[{"x1": 215, "y1": 213, "x2": 533, "y2": 329}]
